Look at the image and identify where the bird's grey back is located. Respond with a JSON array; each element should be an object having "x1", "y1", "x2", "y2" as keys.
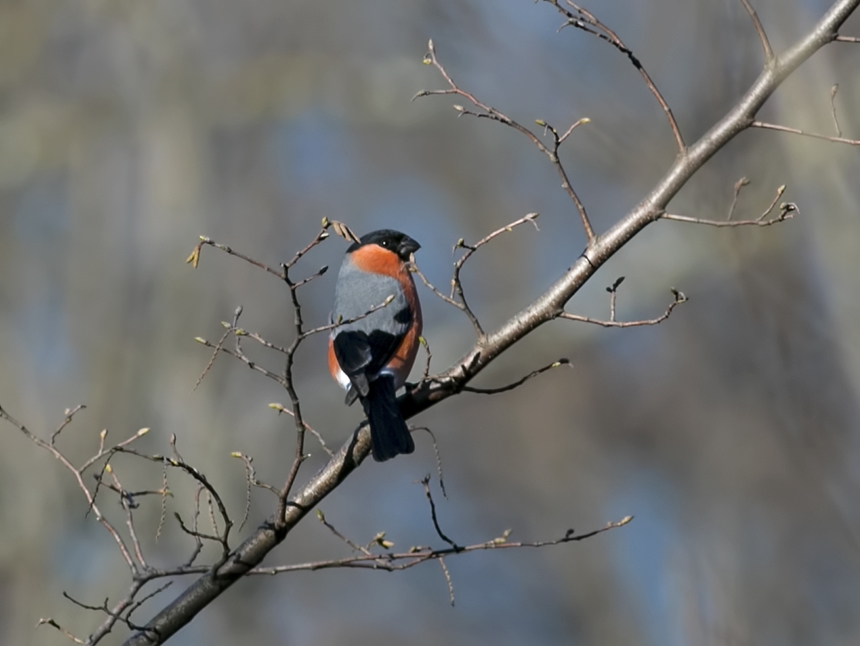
[{"x1": 332, "y1": 258, "x2": 410, "y2": 336}]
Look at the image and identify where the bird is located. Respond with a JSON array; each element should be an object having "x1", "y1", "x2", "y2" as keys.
[{"x1": 328, "y1": 229, "x2": 423, "y2": 461}]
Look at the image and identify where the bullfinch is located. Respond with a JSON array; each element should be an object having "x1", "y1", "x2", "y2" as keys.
[{"x1": 328, "y1": 229, "x2": 423, "y2": 461}]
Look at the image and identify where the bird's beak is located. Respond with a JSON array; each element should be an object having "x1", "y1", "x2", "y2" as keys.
[{"x1": 399, "y1": 236, "x2": 420, "y2": 257}]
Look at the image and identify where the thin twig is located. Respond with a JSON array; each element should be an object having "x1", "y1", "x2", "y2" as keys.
[
  {"x1": 411, "y1": 264, "x2": 465, "y2": 310},
  {"x1": 739, "y1": 0, "x2": 775, "y2": 62},
  {"x1": 278, "y1": 276, "x2": 307, "y2": 518},
  {"x1": 269, "y1": 404, "x2": 333, "y2": 457},
  {"x1": 412, "y1": 427, "x2": 448, "y2": 499},
  {"x1": 558, "y1": 117, "x2": 591, "y2": 144},
  {"x1": 292, "y1": 265, "x2": 329, "y2": 289},
  {"x1": 125, "y1": 582, "x2": 174, "y2": 626},
  {"x1": 462, "y1": 359, "x2": 571, "y2": 395},
  {"x1": 106, "y1": 467, "x2": 148, "y2": 569},
  {"x1": 80, "y1": 428, "x2": 150, "y2": 473},
  {"x1": 316, "y1": 510, "x2": 376, "y2": 557},
  {"x1": 183, "y1": 485, "x2": 205, "y2": 568},
  {"x1": 607, "y1": 276, "x2": 625, "y2": 321},
  {"x1": 50, "y1": 404, "x2": 87, "y2": 445},
  {"x1": 156, "y1": 463, "x2": 169, "y2": 542},
  {"x1": 283, "y1": 227, "x2": 331, "y2": 270},
  {"x1": 231, "y1": 452, "x2": 281, "y2": 497},
  {"x1": 560, "y1": 290, "x2": 687, "y2": 328},
  {"x1": 419, "y1": 336, "x2": 433, "y2": 379},
  {"x1": 205, "y1": 491, "x2": 220, "y2": 541},
  {"x1": 751, "y1": 120, "x2": 860, "y2": 145},
  {"x1": 437, "y1": 558, "x2": 455, "y2": 606},
  {"x1": 236, "y1": 456, "x2": 253, "y2": 533},
  {"x1": 727, "y1": 177, "x2": 751, "y2": 221},
  {"x1": 420, "y1": 476, "x2": 459, "y2": 550},
  {"x1": 756, "y1": 186, "x2": 789, "y2": 220},
  {"x1": 173, "y1": 512, "x2": 224, "y2": 544},
  {"x1": 193, "y1": 326, "x2": 232, "y2": 391},
  {"x1": 193, "y1": 339, "x2": 287, "y2": 386},
  {"x1": 829, "y1": 84, "x2": 843, "y2": 136},
  {"x1": 249, "y1": 515, "x2": 634, "y2": 575},
  {"x1": 230, "y1": 307, "x2": 246, "y2": 366},
  {"x1": 300, "y1": 295, "x2": 397, "y2": 338},
  {"x1": 244, "y1": 332, "x2": 289, "y2": 354},
  {"x1": 36, "y1": 618, "x2": 85, "y2": 644},
  {"x1": 663, "y1": 201, "x2": 798, "y2": 228},
  {"x1": 89, "y1": 477, "x2": 167, "y2": 502},
  {"x1": 192, "y1": 237, "x2": 286, "y2": 280}
]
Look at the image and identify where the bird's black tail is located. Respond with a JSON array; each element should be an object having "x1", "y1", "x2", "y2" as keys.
[{"x1": 362, "y1": 375, "x2": 415, "y2": 462}]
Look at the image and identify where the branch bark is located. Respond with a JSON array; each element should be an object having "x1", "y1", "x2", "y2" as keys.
[{"x1": 124, "y1": 1, "x2": 860, "y2": 643}]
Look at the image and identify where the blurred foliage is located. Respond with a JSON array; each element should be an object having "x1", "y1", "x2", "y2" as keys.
[{"x1": 1, "y1": 0, "x2": 859, "y2": 644}]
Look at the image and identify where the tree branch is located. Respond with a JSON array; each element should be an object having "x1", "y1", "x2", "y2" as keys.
[
  {"x1": 461, "y1": 359, "x2": 571, "y2": 395},
  {"x1": 739, "y1": 0, "x2": 775, "y2": 63},
  {"x1": 246, "y1": 516, "x2": 633, "y2": 575},
  {"x1": 559, "y1": 290, "x2": 687, "y2": 328},
  {"x1": 750, "y1": 120, "x2": 860, "y2": 145},
  {"x1": 662, "y1": 185, "x2": 798, "y2": 227}
]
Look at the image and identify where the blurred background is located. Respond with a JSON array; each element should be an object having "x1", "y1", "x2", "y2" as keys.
[{"x1": 1, "y1": 0, "x2": 859, "y2": 644}]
